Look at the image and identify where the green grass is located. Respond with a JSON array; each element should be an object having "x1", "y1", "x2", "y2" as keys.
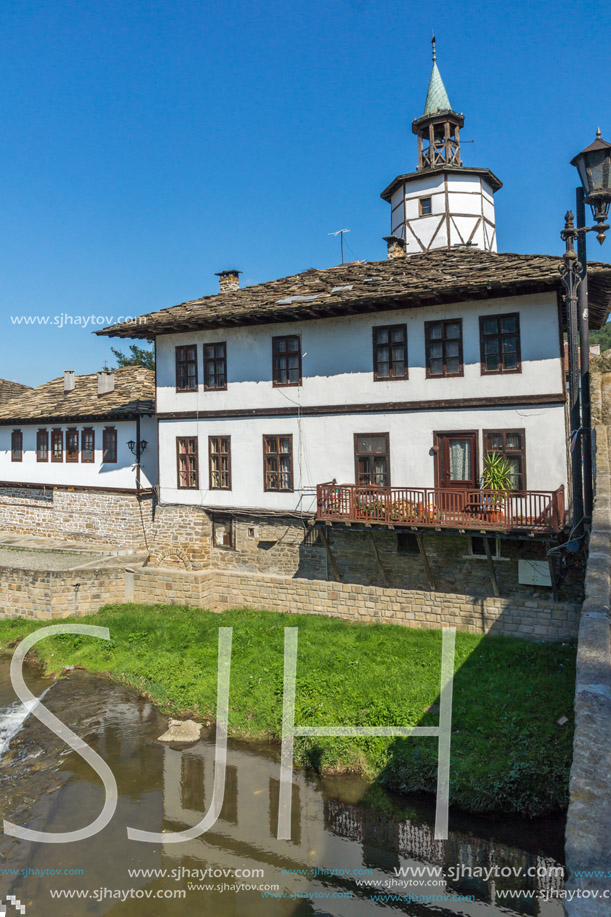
[{"x1": 0, "y1": 604, "x2": 576, "y2": 816}]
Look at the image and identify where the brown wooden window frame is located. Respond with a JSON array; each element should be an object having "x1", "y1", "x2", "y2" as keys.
[
  {"x1": 175, "y1": 344, "x2": 198, "y2": 393},
  {"x1": 176, "y1": 436, "x2": 199, "y2": 490},
  {"x1": 81, "y1": 427, "x2": 95, "y2": 463},
  {"x1": 204, "y1": 341, "x2": 227, "y2": 391},
  {"x1": 211, "y1": 514, "x2": 236, "y2": 551},
  {"x1": 354, "y1": 432, "x2": 391, "y2": 486},
  {"x1": 419, "y1": 196, "x2": 432, "y2": 216},
  {"x1": 66, "y1": 428, "x2": 79, "y2": 463},
  {"x1": 272, "y1": 335, "x2": 302, "y2": 388},
  {"x1": 208, "y1": 435, "x2": 232, "y2": 490},
  {"x1": 102, "y1": 427, "x2": 117, "y2": 464},
  {"x1": 479, "y1": 312, "x2": 522, "y2": 375},
  {"x1": 11, "y1": 430, "x2": 23, "y2": 462},
  {"x1": 372, "y1": 324, "x2": 408, "y2": 381},
  {"x1": 36, "y1": 429, "x2": 49, "y2": 463},
  {"x1": 483, "y1": 429, "x2": 526, "y2": 491},
  {"x1": 51, "y1": 428, "x2": 63, "y2": 463},
  {"x1": 263, "y1": 434, "x2": 294, "y2": 492},
  {"x1": 425, "y1": 319, "x2": 464, "y2": 378}
]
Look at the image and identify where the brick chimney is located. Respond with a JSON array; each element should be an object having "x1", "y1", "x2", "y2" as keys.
[
  {"x1": 383, "y1": 235, "x2": 407, "y2": 260},
  {"x1": 215, "y1": 270, "x2": 241, "y2": 293},
  {"x1": 64, "y1": 370, "x2": 75, "y2": 394},
  {"x1": 97, "y1": 370, "x2": 115, "y2": 396}
]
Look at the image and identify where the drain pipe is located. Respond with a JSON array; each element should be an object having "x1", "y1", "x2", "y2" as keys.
[{"x1": 73, "y1": 582, "x2": 81, "y2": 616}]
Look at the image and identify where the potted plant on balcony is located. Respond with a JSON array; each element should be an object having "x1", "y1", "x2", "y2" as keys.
[{"x1": 481, "y1": 452, "x2": 513, "y2": 522}]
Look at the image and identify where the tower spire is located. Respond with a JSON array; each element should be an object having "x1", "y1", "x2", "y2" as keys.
[{"x1": 423, "y1": 37, "x2": 451, "y2": 116}]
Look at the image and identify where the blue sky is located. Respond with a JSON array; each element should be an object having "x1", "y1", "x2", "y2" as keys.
[{"x1": 1, "y1": 0, "x2": 609, "y2": 385}]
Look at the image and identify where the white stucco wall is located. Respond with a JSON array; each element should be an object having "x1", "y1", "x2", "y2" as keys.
[
  {"x1": 158, "y1": 405, "x2": 568, "y2": 513},
  {"x1": 156, "y1": 293, "x2": 564, "y2": 416},
  {"x1": 390, "y1": 173, "x2": 497, "y2": 253},
  {"x1": 0, "y1": 417, "x2": 158, "y2": 490}
]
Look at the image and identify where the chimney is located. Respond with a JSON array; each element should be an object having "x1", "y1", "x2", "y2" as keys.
[
  {"x1": 383, "y1": 235, "x2": 407, "y2": 260},
  {"x1": 97, "y1": 369, "x2": 115, "y2": 396},
  {"x1": 64, "y1": 370, "x2": 75, "y2": 394},
  {"x1": 215, "y1": 269, "x2": 241, "y2": 293}
]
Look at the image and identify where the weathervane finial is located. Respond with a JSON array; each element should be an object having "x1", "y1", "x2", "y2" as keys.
[
  {"x1": 432, "y1": 34, "x2": 436, "y2": 62},
  {"x1": 596, "y1": 126, "x2": 602, "y2": 139}
]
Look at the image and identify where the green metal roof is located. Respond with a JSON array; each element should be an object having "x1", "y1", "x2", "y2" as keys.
[{"x1": 423, "y1": 39, "x2": 451, "y2": 115}]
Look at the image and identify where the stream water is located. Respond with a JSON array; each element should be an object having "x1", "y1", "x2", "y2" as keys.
[{"x1": 0, "y1": 657, "x2": 565, "y2": 916}]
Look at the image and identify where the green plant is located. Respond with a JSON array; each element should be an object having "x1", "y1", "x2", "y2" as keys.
[{"x1": 481, "y1": 452, "x2": 513, "y2": 509}]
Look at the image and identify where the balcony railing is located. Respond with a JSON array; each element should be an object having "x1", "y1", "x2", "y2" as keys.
[{"x1": 316, "y1": 482, "x2": 566, "y2": 534}]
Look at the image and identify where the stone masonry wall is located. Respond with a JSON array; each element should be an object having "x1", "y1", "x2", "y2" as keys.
[
  {"x1": 0, "y1": 558, "x2": 579, "y2": 642},
  {"x1": 564, "y1": 351, "x2": 611, "y2": 914},
  {"x1": 145, "y1": 500, "x2": 580, "y2": 602},
  {"x1": 0, "y1": 485, "x2": 153, "y2": 548}
]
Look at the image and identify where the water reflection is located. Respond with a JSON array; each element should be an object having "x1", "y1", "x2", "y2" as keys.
[{"x1": 0, "y1": 660, "x2": 564, "y2": 915}]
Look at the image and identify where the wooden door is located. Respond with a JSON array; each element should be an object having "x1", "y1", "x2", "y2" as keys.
[{"x1": 435, "y1": 432, "x2": 478, "y2": 515}]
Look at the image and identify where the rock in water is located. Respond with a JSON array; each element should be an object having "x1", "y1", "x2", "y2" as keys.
[{"x1": 157, "y1": 718, "x2": 202, "y2": 744}]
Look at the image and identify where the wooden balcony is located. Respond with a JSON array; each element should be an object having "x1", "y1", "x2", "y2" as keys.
[{"x1": 316, "y1": 482, "x2": 566, "y2": 535}]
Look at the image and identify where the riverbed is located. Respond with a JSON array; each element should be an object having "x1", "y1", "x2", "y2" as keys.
[{"x1": 0, "y1": 657, "x2": 565, "y2": 915}]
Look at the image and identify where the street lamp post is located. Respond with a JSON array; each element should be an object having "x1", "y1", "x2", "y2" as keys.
[{"x1": 560, "y1": 129, "x2": 611, "y2": 532}]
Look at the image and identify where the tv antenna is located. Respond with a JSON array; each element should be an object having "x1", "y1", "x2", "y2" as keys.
[{"x1": 328, "y1": 228, "x2": 350, "y2": 264}]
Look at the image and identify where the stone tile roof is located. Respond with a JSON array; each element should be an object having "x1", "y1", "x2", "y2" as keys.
[
  {"x1": 96, "y1": 248, "x2": 611, "y2": 339},
  {"x1": 0, "y1": 366, "x2": 155, "y2": 425},
  {"x1": 0, "y1": 379, "x2": 32, "y2": 407}
]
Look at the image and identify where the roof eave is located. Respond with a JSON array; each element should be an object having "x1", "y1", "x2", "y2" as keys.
[{"x1": 380, "y1": 166, "x2": 503, "y2": 201}]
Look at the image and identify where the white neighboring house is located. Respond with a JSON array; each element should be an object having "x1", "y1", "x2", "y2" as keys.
[{"x1": 0, "y1": 366, "x2": 157, "y2": 547}]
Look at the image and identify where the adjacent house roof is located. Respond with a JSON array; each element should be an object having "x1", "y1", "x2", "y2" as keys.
[
  {"x1": 0, "y1": 366, "x2": 155, "y2": 426},
  {"x1": 0, "y1": 379, "x2": 32, "y2": 407},
  {"x1": 96, "y1": 248, "x2": 611, "y2": 340}
]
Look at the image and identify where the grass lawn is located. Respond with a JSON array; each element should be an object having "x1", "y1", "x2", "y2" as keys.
[{"x1": 0, "y1": 604, "x2": 576, "y2": 816}]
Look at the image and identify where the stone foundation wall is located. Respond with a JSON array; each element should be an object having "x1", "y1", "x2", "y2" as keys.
[
  {"x1": 0, "y1": 565, "x2": 126, "y2": 619},
  {"x1": 0, "y1": 485, "x2": 153, "y2": 548},
  {"x1": 145, "y1": 500, "x2": 581, "y2": 602}
]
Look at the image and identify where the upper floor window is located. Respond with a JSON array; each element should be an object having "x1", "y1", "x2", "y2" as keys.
[
  {"x1": 209, "y1": 436, "x2": 231, "y2": 489},
  {"x1": 425, "y1": 320, "x2": 463, "y2": 378},
  {"x1": 51, "y1": 429, "x2": 63, "y2": 463},
  {"x1": 373, "y1": 324, "x2": 408, "y2": 381},
  {"x1": 419, "y1": 197, "x2": 432, "y2": 216},
  {"x1": 102, "y1": 427, "x2": 117, "y2": 464},
  {"x1": 177, "y1": 437, "x2": 199, "y2": 489},
  {"x1": 480, "y1": 313, "x2": 521, "y2": 374},
  {"x1": 11, "y1": 430, "x2": 22, "y2": 462},
  {"x1": 66, "y1": 428, "x2": 79, "y2": 463},
  {"x1": 37, "y1": 429, "x2": 49, "y2": 463},
  {"x1": 272, "y1": 335, "x2": 301, "y2": 387},
  {"x1": 484, "y1": 430, "x2": 525, "y2": 491},
  {"x1": 204, "y1": 342, "x2": 227, "y2": 391},
  {"x1": 354, "y1": 433, "x2": 390, "y2": 486},
  {"x1": 263, "y1": 435, "x2": 293, "y2": 491},
  {"x1": 175, "y1": 345, "x2": 198, "y2": 392},
  {"x1": 81, "y1": 428, "x2": 95, "y2": 463}
]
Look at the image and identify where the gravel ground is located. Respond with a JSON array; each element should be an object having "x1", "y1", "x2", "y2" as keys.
[{"x1": 0, "y1": 547, "x2": 104, "y2": 571}]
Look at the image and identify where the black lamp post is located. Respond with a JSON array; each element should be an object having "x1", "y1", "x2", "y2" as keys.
[{"x1": 560, "y1": 129, "x2": 611, "y2": 532}]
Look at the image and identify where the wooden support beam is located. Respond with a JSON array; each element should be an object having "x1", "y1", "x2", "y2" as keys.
[
  {"x1": 319, "y1": 527, "x2": 341, "y2": 583},
  {"x1": 416, "y1": 533, "x2": 436, "y2": 592},
  {"x1": 483, "y1": 537, "x2": 500, "y2": 597},
  {"x1": 368, "y1": 531, "x2": 389, "y2": 587},
  {"x1": 547, "y1": 546, "x2": 560, "y2": 603}
]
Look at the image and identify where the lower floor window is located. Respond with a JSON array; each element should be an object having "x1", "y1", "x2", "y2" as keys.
[
  {"x1": 212, "y1": 516, "x2": 235, "y2": 549},
  {"x1": 209, "y1": 436, "x2": 231, "y2": 489},
  {"x1": 177, "y1": 437, "x2": 199, "y2": 489},
  {"x1": 81, "y1": 428, "x2": 95, "y2": 462},
  {"x1": 11, "y1": 430, "x2": 22, "y2": 462},
  {"x1": 103, "y1": 427, "x2": 117, "y2": 463},
  {"x1": 354, "y1": 433, "x2": 390, "y2": 486},
  {"x1": 470, "y1": 536, "x2": 501, "y2": 558},
  {"x1": 263, "y1": 435, "x2": 293, "y2": 491},
  {"x1": 66, "y1": 428, "x2": 79, "y2": 462}
]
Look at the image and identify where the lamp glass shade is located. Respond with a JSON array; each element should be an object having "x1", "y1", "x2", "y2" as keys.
[
  {"x1": 127, "y1": 440, "x2": 136, "y2": 454},
  {"x1": 571, "y1": 135, "x2": 611, "y2": 204}
]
